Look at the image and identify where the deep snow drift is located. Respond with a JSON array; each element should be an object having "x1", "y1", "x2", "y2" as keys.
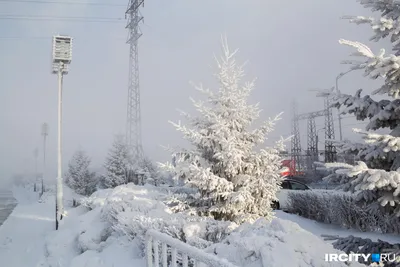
[
  {"x1": 41, "y1": 184, "x2": 365, "y2": 267},
  {"x1": 0, "y1": 183, "x2": 367, "y2": 266}
]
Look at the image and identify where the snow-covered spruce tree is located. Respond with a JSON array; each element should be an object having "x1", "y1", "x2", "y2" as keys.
[
  {"x1": 136, "y1": 157, "x2": 159, "y2": 186},
  {"x1": 65, "y1": 149, "x2": 97, "y2": 196},
  {"x1": 161, "y1": 38, "x2": 285, "y2": 224},
  {"x1": 318, "y1": 0, "x2": 400, "y2": 216},
  {"x1": 101, "y1": 135, "x2": 133, "y2": 189}
]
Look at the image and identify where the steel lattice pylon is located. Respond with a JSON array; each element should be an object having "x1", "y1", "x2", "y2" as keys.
[
  {"x1": 126, "y1": 0, "x2": 144, "y2": 164},
  {"x1": 291, "y1": 101, "x2": 303, "y2": 172},
  {"x1": 324, "y1": 97, "x2": 337, "y2": 162},
  {"x1": 306, "y1": 116, "x2": 317, "y2": 169}
]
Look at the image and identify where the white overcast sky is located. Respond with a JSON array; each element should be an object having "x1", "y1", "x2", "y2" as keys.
[{"x1": 0, "y1": 0, "x2": 391, "y2": 181}]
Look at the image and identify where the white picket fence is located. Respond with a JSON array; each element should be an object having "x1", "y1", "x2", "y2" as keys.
[{"x1": 145, "y1": 229, "x2": 239, "y2": 267}]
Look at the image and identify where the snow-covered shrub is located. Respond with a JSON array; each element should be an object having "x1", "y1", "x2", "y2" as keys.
[
  {"x1": 287, "y1": 190, "x2": 400, "y2": 234},
  {"x1": 82, "y1": 184, "x2": 238, "y2": 255},
  {"x1": 161, "y1": 37, "x2": 285, "y2": 224},
  {"x1": 136, "y1": 157, "x2": 160, "y2": 186},
  {"x1": 65, "y1": 149, "x2": 98, "y2": 196},
  {"x1": 205, "y1": 218, "x2": 364, "y2": 267}
]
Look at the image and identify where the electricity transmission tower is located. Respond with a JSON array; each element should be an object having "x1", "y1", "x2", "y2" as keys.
[
  {"x1": 291, "y1": 97, "x2": 337, "y2": 172},
  {"x1": 125, "y1": 0, "x2": 144, "y2": 165},
  {"x1": 324, "y1": 97, "x2": 337, "y2": 162},
  {"x1": 291, "y1": 101, "x2": 302, "y2": 172},
  {"x1": 306, "y1": 114, "x2": 317, "y2": 170}
]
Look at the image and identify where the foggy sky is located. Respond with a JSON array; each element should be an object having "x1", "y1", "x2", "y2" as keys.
[{"x1": 0, "y1": 0, "x2": 391, "y2": 182}]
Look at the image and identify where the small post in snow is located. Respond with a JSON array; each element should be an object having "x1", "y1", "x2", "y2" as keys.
[
  {"x1": 41, "y1": 123, "x2": 48, "y2": 197},
  {"x1": 33, "y1": 148, "x2": 38, "y2": 192}
]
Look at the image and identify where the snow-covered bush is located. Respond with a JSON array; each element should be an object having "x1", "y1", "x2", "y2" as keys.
[
  {"x1": 136, "y1": 157, "x2": 160, "y2": 186},
  {"x1": 65, "y1": 149, "x2": 97, "y2": 196},
  {"x1": 42, "y1": 182, "x2": 368, "y2": 267},
  {"x1": 205, "y1": 218, "x2": 364, "y2": 267},
  {"x1": 100, "y1": 135, "x2": 133, "y2": 189},
  {"x1": 161, "y1": 37, "x2": 285, "y2": 224},
  {"x1": 316, "y1": 0, "x2": 400, "y2": 217},
  {"x1": 287, "y1": 190, "x2": 400, "y2": 234},
  {"x1": 82, "y1": 184, "x2": 237, "y2": 254}
]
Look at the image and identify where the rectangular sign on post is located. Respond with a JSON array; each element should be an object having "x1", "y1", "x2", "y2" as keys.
[{"x1": 52, "y1": 35, "x2": 73, "y2": 63}]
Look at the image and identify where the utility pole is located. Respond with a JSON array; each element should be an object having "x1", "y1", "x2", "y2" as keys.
[
  {"x1": 125, "y1": 0, "x2": 145, "y2": 170},
  {"x1": 33, "y1": 148, "x2": 38, "y2": 192},
  {"x1": 41, "y1": 123, "x2": 48, "y2": 196},
  {"x1": 52, "y1": 35, "x2": 72, "y2": 230},
  {"x1": 335, "y1": 69, "x2": 353, "y2": 141}
]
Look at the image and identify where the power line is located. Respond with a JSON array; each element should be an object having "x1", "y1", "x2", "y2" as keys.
[
  {"x1": 0, "y1": 16, "x2": 125, "y2": 23},
  {"x1": 0, "y1": 0, "x2": 125, "y2": 6},
  {"x1": 0, "y1": 14, "x2": 123, "y2": 19},
  {"x1": 0, "y1": 36, "x2": 125, "y2": 41},
  {"x1": 342, "y1": 122, "x2": 368, "y2": 127},
  {"x1": 0, "y1": 14, "x2": 124, "y2": 20}
]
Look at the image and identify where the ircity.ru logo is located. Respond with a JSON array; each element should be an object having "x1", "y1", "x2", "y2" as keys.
[{"x1": 325, "y1": 253, "x2": 400, "y2": 264}]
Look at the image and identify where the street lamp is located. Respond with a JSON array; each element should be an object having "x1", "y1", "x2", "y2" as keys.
[
  {"x1": 52, "y1": 35, "x2": 72, "y2": 230},
  {"x1": 335, "y1": 69, "x2": 354, "y2": 141},
  {"x1": 41, "y1": 123, "x2": 48, "y2": 197}
]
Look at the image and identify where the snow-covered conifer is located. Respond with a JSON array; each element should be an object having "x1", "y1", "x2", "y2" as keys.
[
  {"x1": 161, "y1": 37, "x2": 285, "y2": 224},
  {"x1": 318, "y1": 0, "x2": 400, "y2": 216},
  {"x1": 65, "y1": 149, "x2": 97, "y2": 196},
  {"x1": 101, "y1": 135, "x2": 133, "y2": 188},
  {"x1": 136, "y1": 157, "x2": 159, "y2": 186}
]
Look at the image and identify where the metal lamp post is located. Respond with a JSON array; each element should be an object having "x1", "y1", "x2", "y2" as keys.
[
  {"x1": 41, "y1": 123, "x2": 48, "y2": 197},
  {"x1": 52, "y1": 35, "x2": 72, "y2": 230},
  {"x1": 335, "y1": 69, "x2": 354, "y2": 141}
]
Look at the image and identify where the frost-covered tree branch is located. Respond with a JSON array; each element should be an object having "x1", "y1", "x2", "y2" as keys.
[
  {"x1": 339, "y1": 39, "x2": 400, "y2": 98},
  {"x1": 318, "y1": 89, "x2": 400, "y2": 130},
  {"x1": 356, "y1": 0, "x2": 400, "y2": 20},
  {"x1": 339, "y1": 161, "x2": 400, "y2": 216},
  {"x1": 344, "y1": 15, "x2": 400, "y2": 55}
]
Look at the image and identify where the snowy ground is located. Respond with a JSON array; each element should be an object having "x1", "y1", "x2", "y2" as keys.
[
  {"x1": 0, "y1": 184, "x2": 398, "y2": 267},
  {"x1": 276, "y1": 210, "x2": 400, "y2": 244},
  {"x1": 0, "y1": 189, "x2": 17, "y2": 226},
  {"x1": 0, "y1": 187, "x2": 53, "y2": 267}
]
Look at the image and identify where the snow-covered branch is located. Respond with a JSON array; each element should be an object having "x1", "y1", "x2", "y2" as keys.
[
  {"x1": 344, "y1": 15, "x2": 400, "y2": 55},
  {"x1": 357, "y1": 0, "x2": 400, "y2": 20},
  {"x1": 356, "y1": 129, "x2": 400, "y2": 151},
  {"x1": 339, "y1": 161, "x2": 400, "y2": 215},
  {"x1": 339, "y1": 39, "x2": 400, "y2": 98},
  {"x1": 318, "y1": 89, "x2": 400, "y2": 130}
]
